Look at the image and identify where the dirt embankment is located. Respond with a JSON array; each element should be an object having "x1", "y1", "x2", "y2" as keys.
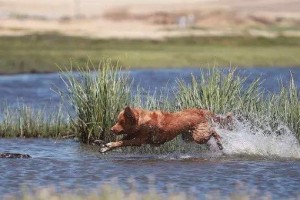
[{"x1": 0, "y1": 0, "x2": 300, "y2": 39}]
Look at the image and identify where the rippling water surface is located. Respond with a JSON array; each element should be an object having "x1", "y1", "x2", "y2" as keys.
[
  {"x1": 1, "y1": 68, "x2": 300, "y2": 199},
  {"x1": 0, "y1": 139, "x2": 300, "y2": 199}
]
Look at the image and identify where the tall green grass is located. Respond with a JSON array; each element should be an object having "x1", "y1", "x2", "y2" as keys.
[
  {"x1": 58, "y1": 60, "x2": 131, "y2": 144},
  {"x1": 176, "y1": 68, "x2": 300, "y2": 138},
  {"x1": 176, "y1": 68, "x2": 263, "y2": 114},
  {"x1": 0, "y1": 104, "x2": 71, "y2": 138},
  {"x1": 267, "y1": 76, "x2": 300, "y2": 138}
]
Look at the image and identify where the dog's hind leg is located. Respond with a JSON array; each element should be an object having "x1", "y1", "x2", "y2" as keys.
[
  {"x1": 191, "y1": 123, "x2": 211, "y2": 145},
  {"x1": 211, "y1": 128, "x2": 223, "y2": 150},
  {"x1": 191, "y1": 123, "x2": 223, "y2": 150}
]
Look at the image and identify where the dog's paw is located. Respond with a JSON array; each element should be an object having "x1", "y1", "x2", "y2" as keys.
[
  {"x1": 106, "y1": 142, "x2": 113, "y2": 148},
  {"x1": 99, "y1": 143, "x2": 114, "y2": 153},
  {"x1": 99, "y1": 146, "x2": 111, "y2": 153}
]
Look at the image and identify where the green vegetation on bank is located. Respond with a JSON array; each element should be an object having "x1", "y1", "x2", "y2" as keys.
[
  {"x1": 0, "y1": 34, "x2": 300, "y2": 74},
  {"x1": 0, "y1": 104, "x2": 71, "y2": 138}
]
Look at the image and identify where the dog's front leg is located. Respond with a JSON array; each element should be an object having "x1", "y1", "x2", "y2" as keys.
[{"x1": 99, "y1": 138, "x2": 145, "y2": 153}]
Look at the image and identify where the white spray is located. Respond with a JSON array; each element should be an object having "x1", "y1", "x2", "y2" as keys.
[{"x1": 216, "y1": 117, "x2": 300, "y2": 159}]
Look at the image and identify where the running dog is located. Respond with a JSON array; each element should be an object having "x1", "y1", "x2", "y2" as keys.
[{"x1": 100, "y1": 106, "x2": 232, "y2": 153}]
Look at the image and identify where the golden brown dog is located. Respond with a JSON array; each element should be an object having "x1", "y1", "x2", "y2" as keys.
[{"x1": 99, "y1": 106, "x2": 232, "y2": 153}]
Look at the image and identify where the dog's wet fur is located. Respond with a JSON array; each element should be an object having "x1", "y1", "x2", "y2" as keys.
[{"x1": 100, "y1": 106, "x2": 232, "y2": 153}]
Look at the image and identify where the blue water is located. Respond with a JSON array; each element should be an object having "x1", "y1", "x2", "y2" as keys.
[{"x1": 0, "y1": 139, "x2": 300, "y2": 199}]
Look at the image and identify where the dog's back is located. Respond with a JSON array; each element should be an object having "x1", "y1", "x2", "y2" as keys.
[{"x1": 134, "y1": 108, "x2": 212, "y2": 144}]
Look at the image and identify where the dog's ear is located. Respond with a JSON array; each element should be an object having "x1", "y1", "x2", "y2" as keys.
[{"x1": 124, "y1": 106, "x2": 136, "y2": 122}]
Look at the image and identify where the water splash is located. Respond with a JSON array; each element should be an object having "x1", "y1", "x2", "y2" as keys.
[{"x1": 217, "y1": 117, "x2": 300, "y2": 159}]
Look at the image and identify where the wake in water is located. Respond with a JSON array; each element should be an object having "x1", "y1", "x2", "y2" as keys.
[{"x1": 216, "y1": 116, "x2": 300, "y2": 159}]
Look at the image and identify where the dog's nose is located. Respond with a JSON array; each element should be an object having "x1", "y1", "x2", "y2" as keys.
[{"x1": 110, "y1": 128, "x2": 115, "y2": 133}]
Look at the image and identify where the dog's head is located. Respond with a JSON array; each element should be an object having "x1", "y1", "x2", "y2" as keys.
[{"x1": 111, "y1": 106, "x2": 139, "y2": 135}]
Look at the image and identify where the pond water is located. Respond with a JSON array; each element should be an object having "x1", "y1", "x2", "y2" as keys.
[
  {"x1": 1, "y1": 67, "x2": 300, "y2": 199},
  {"x1": 0, "y1": 139, "x2": 300, "y2": 199}
]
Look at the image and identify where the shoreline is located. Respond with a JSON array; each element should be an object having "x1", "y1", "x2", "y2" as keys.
[{"x1": 0, "y1": 34, "x2": 300, "y2": 74}]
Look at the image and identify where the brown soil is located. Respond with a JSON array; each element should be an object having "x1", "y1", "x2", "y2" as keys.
[{"x1": 0, "y1": 0, "x2": 299, "y2": 39}]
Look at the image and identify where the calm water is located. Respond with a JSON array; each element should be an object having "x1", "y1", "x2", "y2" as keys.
[{"x1": 1, "y1": 68, "x2": 300, "y2": 199}]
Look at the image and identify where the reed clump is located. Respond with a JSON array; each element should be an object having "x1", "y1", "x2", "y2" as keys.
[
  {"x1": 176, "y1": 68, "x2": 263, "y2": 115},
  {"x1": 267, "y1": 76, "x2": 300, "y2": 138},
  {"x1": 176, "y1": 68, "x2": 300, "y2": 139},
  {"x1": 59, "y1": 60, "x2": 131, "y2": 144}
]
